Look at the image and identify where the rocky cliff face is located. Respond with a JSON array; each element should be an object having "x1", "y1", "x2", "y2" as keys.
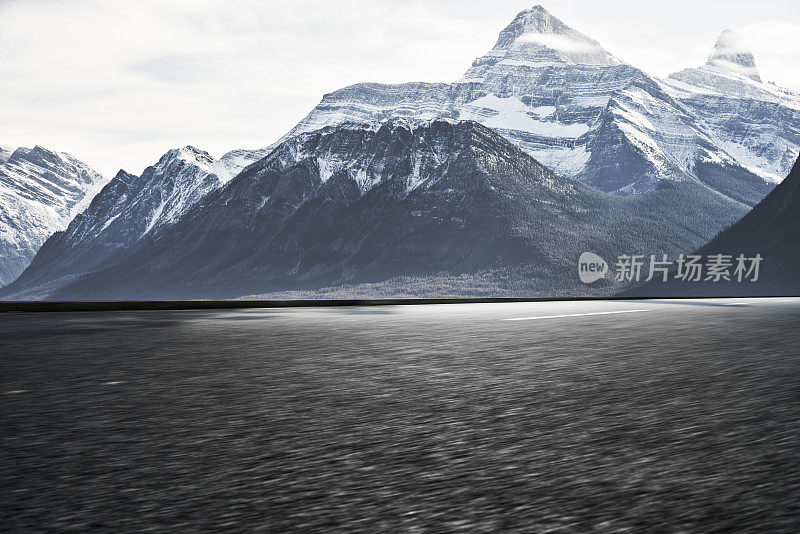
[{"x1": 0, "y1": 145, "x2": 104, "y2": 286}]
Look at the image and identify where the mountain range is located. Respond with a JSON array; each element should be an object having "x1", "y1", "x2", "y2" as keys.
[
  {"x1": 1, "y1": 5, "x2": 798, "y2": 299},
  {"x1": 1, "y1": 119, "x2": 747, "y2": 299},
  {"x1": 0, "y1": 141, "x2": 269, "y2": 289},
  {"x1": 281, "y1": 6, "x2": 797, "y2": 201}
]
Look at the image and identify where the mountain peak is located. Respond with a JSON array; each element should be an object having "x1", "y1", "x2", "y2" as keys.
[
  {"x1": 156, "y1": 145, "x2": 216, "y2": 170},
  {"x1": 7, "y1": 145, "x2": 64, "y2": 168},
  {"x1": 0, "y1": 145, "x2": 13, "y2": 164},
  {"x1": 473, "y1": 4, "x2": 619, "y2": 70},
  {"x1": 144, "y1": 146, "x2": 229, "y2": 191},
  {"x1": 30, "y1": 145, "x2": 65, "y2": 162},
  {"x1": 706, "y1": 29, "x2": 761, "y2": 82},
  {"x1": 504, "y1": 5, "x2": 570, "y2": 37},
  {"x1": 112, "y1": 169, "x2": 137, "y2": 186}
]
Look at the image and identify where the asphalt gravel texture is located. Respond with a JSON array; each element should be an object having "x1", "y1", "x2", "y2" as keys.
[{"x1": 2, "y1": 299, "x2": 800, "y2": 533}]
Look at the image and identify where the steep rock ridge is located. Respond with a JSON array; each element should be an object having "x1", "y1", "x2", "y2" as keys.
[
  {"x1": 698, "y1": 154, "x2": 800, "y2": 293},
  {"x1": 0, "y1": 145, "x2": 104, "y2": 286},
  {"x1": 667, "y1": 30, "x2": 800, "y2": 183},
  {"x1": 270, "y1": 5, "x2": 772, "y2": 205},
  {"x1": 2, "y1": 119, "x2": 748, "y2": 300},
  {"x1": 7, "y1": 146, "x2": 224, "y2": 292},
  {"x1": 629, "y1": 153, "x2": 800, "y2": 297}
]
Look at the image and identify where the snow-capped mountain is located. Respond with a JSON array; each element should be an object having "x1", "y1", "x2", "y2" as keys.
[
  {"x1": 666, "y1": 30, "x2": 800, "y2": 183},
  {"x1": 3, "y1": 5, "x2": 794, "y2": 299},
  {"x1": 2, "y1": 119, "x2": 748, "y2": 300},
  {"x1": 5, "y1": 146, "x2": 226, "y2": 292},
  {"x1": 0, "y1": 145, "x2": 104, "y2": 286},
  {"x1": 463, "y1": 5, "x2": 621, "y2": 69},
  {"x1": 80, "y1": 146, "x2": 224, "y2": 241},
  {"x1": 275, "y1": 5, "x2": 775, "y2": 204},
  {"x1": 705, "y1": 30, "x2": 762, "y2": 82}
]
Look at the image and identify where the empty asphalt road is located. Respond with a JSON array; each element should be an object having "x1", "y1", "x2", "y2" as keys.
[{"x1": 3, "y1": 298, "x2": 800, "y2": 532}]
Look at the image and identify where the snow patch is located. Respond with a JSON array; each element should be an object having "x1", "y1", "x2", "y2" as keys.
[
  {"x1": 463, "y1": 95, "x2": 590, "y2": 138},
  {"x1": 141, "y1": 199, "x2": 166, "y2": 237}
]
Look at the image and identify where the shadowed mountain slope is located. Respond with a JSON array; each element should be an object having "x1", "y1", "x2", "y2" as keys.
[
  {"x1": 2, "y1": 119, "x2": 747, "y2": 300},
  {"x1": 627, "y1": 153, "x2": 800, "y2": 297}
]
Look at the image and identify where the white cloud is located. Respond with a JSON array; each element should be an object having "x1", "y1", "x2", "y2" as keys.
[
  {"x1": 740, "y1": 20, "x2": 800, "y2": 88},
  {"x1": 516, "y1": 33, "x2": 598, "y2": 53},
  {"x1": 0, "y1": 0, "x2": 797, "y2": 176}
]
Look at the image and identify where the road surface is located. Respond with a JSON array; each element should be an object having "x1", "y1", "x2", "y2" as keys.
[{"x1": 3, "y1": 299, "x2": 800, "y2": 532}]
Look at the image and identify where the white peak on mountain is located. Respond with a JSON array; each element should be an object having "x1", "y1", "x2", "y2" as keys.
[
  {"x1": 502, "y1": 5, "x2": 572, "y2": 36},
  {"x1": 3, "y1": 145, "x2": 104, "y2": 190},
  {"x1": 151, "y1": 145, "x2": 235, "y2": 183},
  {"x1": 503, "y1": 6, "x2": 586, "y2": 41},
  {"x1": 706, "y1": 30, "x2": 761, "y2": 82},
  {"x1": 485, "y1": 5, "x2": 619, "y2": 66},
  {"x1": 159, "y1": 146, "x2": 215, "y2": 167},
  {"x1": 665, "y1": 28, "x2": 799, "y2": 107},
  {"x1": 218, "y1": 146, "x2": 276, "y2": 181}
]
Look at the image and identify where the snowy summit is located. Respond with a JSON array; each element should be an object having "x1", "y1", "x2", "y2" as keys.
[{"x1": 706, "y1": 29, "x2": 762, "y2": 83}]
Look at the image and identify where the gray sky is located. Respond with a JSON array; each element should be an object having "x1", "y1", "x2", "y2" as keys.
[{"x1": 1, "y1": 0, "x2": 798, "y2": 176}]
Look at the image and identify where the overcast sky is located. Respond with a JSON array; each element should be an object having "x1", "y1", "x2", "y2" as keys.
[{"x1": 1, "y1": 0, "x2": 798, "y2": 176}]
